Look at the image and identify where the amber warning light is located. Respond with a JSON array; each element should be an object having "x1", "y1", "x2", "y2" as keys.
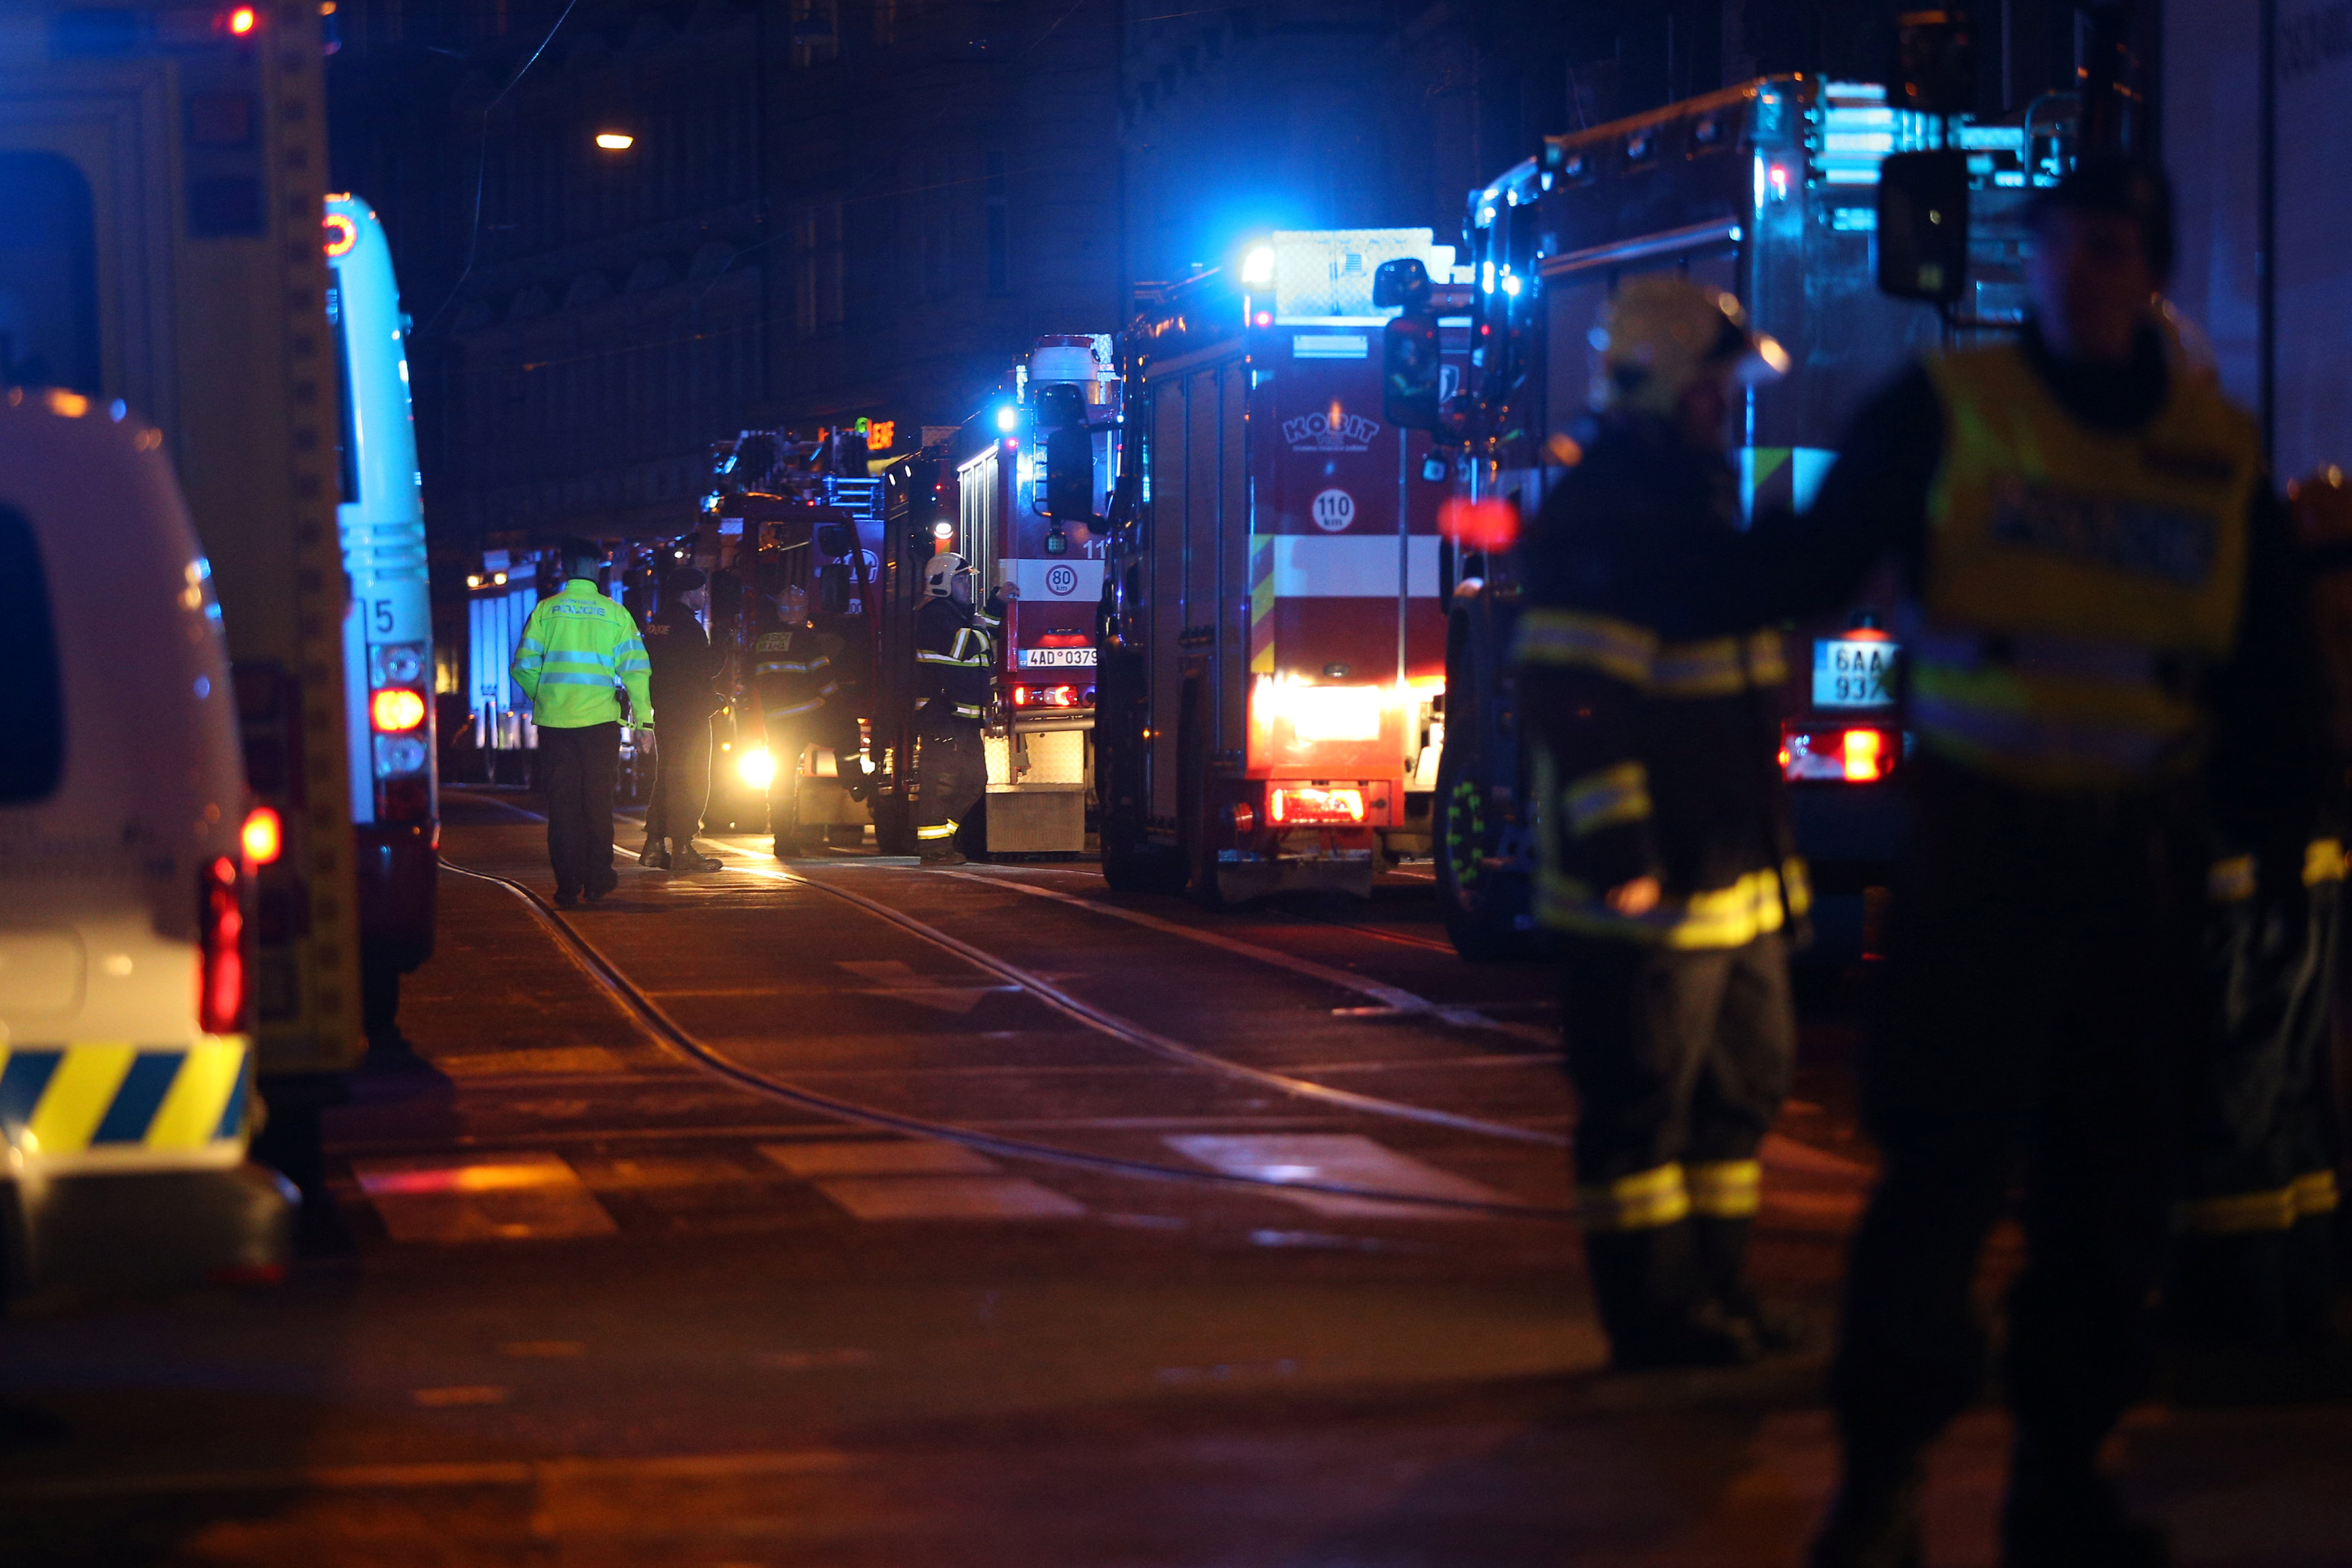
[
  {"x1": 371, "y1": 688, "x2": 427, "y2": 733},
  {"x1": 323, "y1": 212, "x2": 358, "y2": 258},
  {"x1": 225, "y1": 5, "x2": 259, "y2": 35},
  {"x1": 241, "y1": 805, "x2": 283, "y2": 866}
]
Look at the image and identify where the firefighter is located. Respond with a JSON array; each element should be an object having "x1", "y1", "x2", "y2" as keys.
[
  {"x1": 911, "y1": 552, "x2": 1007, "y2": 865},
  {"x1": 1689, "y1": 159, "x2": 2325, "y2": 1568},
  {"x1": 1512, "y1": 274, "x2": 1801, "y2": 1371},
  {"x1": 511, "y1": 537, "x2": 655, "y2": 908},
  {"x1": 749, "y1": 582, "x2": 838, "y2": 859},
  {"x1": 639, "y1": 564, "x2": 724, "y2": 872},
  {"x1": 2169, "y1": 466, "x2": 2351, "y2": 1348}
]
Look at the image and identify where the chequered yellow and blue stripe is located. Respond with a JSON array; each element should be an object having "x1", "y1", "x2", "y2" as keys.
[{"x1": 0, "y1": 1039, "x2": 250, "y2": 1158}]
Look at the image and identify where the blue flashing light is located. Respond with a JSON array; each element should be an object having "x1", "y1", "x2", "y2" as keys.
[{"x1": 995, "y1": 404, "x2": 1019, "y2": 434}]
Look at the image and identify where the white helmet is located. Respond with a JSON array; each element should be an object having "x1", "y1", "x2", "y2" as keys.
[{"x1": 923, "y1": 552, "x2": 965, "y2": 599}]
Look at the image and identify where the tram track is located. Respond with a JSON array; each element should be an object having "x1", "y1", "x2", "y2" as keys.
[{"x1": 437, "y1": 856, "x2": 1574, "y2": 1220}]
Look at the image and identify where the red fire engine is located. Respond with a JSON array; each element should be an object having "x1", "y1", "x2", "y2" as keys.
[{"x1": 1097, "y1": 230, "x2": 1461, "y2": 904}]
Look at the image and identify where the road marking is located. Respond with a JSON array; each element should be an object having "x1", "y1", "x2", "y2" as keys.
[
  {"x1": 836, "y1": 958, "x2": 1023, "y2": 1014},
  {"x1": 809, "y1": 1174, "x2": 1089, "y2": 1221},
  {"x1": 760, "y1": 1137, "x2": 1087, "y2": 1219},
  {"x1": 1166, "y1": 1133, "x2": 1509, "y2": 1219},
  {"x1": 352, "y1": 1152, "x2": 618, "y2": 1242},
  {"x1": 689, "y1": 848, "x2": 1565, "y2": 1147},
  {"x1": 413, "y1": 1385, "x2": 511, "y2": 1408},
  {"x1": 974, "y1": 862, "x2": 1464, "y2": 955},
  {"x1": 942, "y1": 870, "x2": 1551, "y2": 1044},
  {"x1": 761, "y1": 1139, "x2": 1004, "y2": 1177},
  {"x1": 0, "y1": 1449, "x2": 857, "y2": 1504}
]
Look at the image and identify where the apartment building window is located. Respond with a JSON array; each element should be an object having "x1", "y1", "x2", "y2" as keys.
[
  {"x1": 984, "y1": 150, "x2": 1009, "y2": 295},
  {"x1": 794, "y1": 200, "x2": 845, "y2": 337},
  {"x1": 790, "y1": 0, "x2": 838, "y2": 66}
]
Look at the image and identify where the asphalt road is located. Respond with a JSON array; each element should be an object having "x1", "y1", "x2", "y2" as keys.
[{"x1": 0, "y1": 794, "x2": 2345, "y2": 1565}]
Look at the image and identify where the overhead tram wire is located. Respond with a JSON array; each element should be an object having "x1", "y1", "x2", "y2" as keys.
[{"x1": 435, "y1": 857, "x2": 1577, "y2": 1220}]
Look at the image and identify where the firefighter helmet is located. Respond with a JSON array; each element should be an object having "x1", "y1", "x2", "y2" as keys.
[
  {"x1": 1591, "y1": 275, "x2": 1788, "y2": 415},
  {"x1": 922, "y1": 552, "x2": 966, "y2": 599}
]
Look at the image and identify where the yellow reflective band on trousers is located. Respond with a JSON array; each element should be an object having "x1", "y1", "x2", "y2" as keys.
[
  {"x1": 2305, "y1": 838, "x2": 2347, "y2": 886},
  {"x1": 1564, "y1": 761, "x2": 1652, "y2": 836},
  {"x1": 1538, "y1": 863, "x2": 1806, "y2": 948},
  {"x1": 1578, "y1": 1164, "x2": 1689, "y2": 1231},
  {"x1": 915, "y1": 822, "x2": 958, "y2": 840},
  {"x1": 1687, "y1": 1159, "x2": 1763, "y2": 1218},
  {"x1": 2179, "y1": 1169, "x2": 2340, "y2": 1235},
  {"x1": 1913, "y1": 344, "x2": 2261, "y2": 788},
  {"x1": 0, "y1": 1038, "x2": 251, "y2": 1158}
]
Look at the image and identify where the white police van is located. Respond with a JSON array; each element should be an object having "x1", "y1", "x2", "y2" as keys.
[{"x1": 0, "y1": 388, "x2": 292, "y2": 1300}]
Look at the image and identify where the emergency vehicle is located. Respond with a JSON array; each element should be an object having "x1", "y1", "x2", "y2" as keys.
[
  {"x1": 1408, "y1": 77, "x2": 2061, "y2": 958},
  {"x1": 326, "y1": 194, "x2": 439, "y2": 1023},
  {"x1": 948, "y1": 335, "x2": 1124, "y2": 855},
  {"x1": 1097, "y1": 230, "x2": 1459, "y2": 904},
  {"x1": 1, "y1": 0, "x2": 358, "y2": 1283}
]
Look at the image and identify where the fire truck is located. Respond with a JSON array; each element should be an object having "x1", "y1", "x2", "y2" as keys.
[
  {"x1": 1097, "y1": 230, "x2": 1460, "y2": 904},
  {"x1": 946, "y1": 335, "x2": 1124, "y2": 855},
  {"x1": 1392, "y1": 77, "x2": 2064, "y2": 958}
]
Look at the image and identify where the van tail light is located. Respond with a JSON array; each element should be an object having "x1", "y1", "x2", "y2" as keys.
[
  {"x1": 241, "y1": 805, "x2": 282, "y2": 865},
  {"x1": 198, "y1": 855, "x2": 248, "y2": 1034},
  {"x1": 1781, "y1": 723, "x2": 1901, "y2": 783}
]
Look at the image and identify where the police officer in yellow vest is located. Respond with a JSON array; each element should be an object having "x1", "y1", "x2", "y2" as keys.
[
  {"x1": 1712, "y1": 160, "x2": 2326, "y2": 1568},
  {"x1": 511, "y1": 537, "x2": 657, "y2": 908}
]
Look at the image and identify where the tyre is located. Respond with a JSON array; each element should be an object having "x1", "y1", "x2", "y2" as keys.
[
  {"x1": 1435, "y1": 615, "x2": 1525, "y2": 961},
  {"x1": 872, "y1": 792, "x2": 918, "y2": 856}
]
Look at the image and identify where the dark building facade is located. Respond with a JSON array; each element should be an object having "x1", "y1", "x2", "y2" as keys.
[{"x1": 328, "y1": 0, "x2": 1122, "y2": 552}]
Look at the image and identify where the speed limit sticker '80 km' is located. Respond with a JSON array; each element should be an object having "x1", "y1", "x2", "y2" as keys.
[{"x1": 1312, "y1": 488, "x2": 1355, "y2": 531}]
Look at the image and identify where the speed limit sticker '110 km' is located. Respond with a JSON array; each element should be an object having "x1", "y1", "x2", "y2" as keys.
[{"x1": 1312, "y1": 488, "x2": 1355, "y2": 531}]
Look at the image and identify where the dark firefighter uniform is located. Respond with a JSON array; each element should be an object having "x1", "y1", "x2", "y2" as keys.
[
  {"x1": 2171, "y1": 466, "x2": 2352, "y2": 1346},
  {"x1": 1514, "y1": 410, "x2": 1806, "y2": 1368},
  {"x1": 1717, "y1": 320, "x2": 2320, "y2": 1562},
  {"x1": 749, "y1": 607, "x2": 839, "y2": 853},
  {"x1": 912, "y1": 591, "x2": 999, "y2": 857},
  {"x1": 640, "y1": 585, "x2": 722, "y2": 859}
]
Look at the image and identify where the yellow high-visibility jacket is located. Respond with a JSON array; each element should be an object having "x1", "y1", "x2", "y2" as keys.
[{"x1": 511, "y1": 578, "x2": 655, "y2": 730}]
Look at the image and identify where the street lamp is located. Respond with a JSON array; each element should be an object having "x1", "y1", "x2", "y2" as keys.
[{"x1": 594, "y1": 130, "x2": 635, "y2": 151}]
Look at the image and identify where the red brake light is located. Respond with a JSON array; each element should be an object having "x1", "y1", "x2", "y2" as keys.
[
  {"x1": 1842, "y1": 728, "x2": 1888, "y2": 783},
  {"x1": 198, "y1": 856, "x2": 247, "y2": 1035},
  {"x1": 371, "y1": 687, "x2": 427, "y2": 732},
  {"x1": 241, "y1": 805, "x2": 282, "y2": 866},
  {"x1": 1437, "y1": 496, "x2": 1520, "y2": 550}
]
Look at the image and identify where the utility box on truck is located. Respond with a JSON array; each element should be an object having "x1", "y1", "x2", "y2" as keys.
[
  {"x1": 952, "y1": 335, "x2": 1122, "y2": 855},
  {"x1": 1099, "y1": 230, "x2": 1458, "y2": 904}
]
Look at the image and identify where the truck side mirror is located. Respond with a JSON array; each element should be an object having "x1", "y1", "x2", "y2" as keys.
[
  {"x1": 1042, "y1": 424, "x2": 1097, "y2": 523},
  {"x1": 814, "y1": 520, "x2": 856, "y2": 558},
  {"x1": 1372, "y1": 256, "x2": 1431, "y2": 311},
  {"x1": 1384, "y1": 314, "x2": 1443, "y2": 431},
  {"x1": 1876, "y1": 150, "x2": 1971, "y2": 304}
]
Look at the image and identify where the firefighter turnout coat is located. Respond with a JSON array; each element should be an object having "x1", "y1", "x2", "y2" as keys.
[
  {"x1": 751, "y1": 621, "x2": 839, "y2": 723},
  {"x1": 1513, "y1": 414, "x2": 1808, "y2": 948},
  {"x1": 913, "y1": 593, "x2": 1000, "y2": 729}
]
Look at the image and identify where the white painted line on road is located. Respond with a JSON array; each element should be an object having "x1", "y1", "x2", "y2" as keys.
[
  {"x1": 1166, "y1": 1133, "x2": 1508, "y2": 1220},
  {"x1": 694, "y1": 846, "x2": 1566, "y2": 1147},
  {"x1": 810, "y1": 1173, "x2": 1089, "y2": 1221},
  {"x1": 352, "y1": 1151, "x2": 618, "y2": 1243},
  {"x1": 0, "y1": 1448, "x2": 859, "y2": 1503},
  {"x1": 944, "y1": 870, "x2": 1552, "y2": 1045},
  {"x1": 760, "y1": 1139, "x2": 1004, "y2": 1177}
]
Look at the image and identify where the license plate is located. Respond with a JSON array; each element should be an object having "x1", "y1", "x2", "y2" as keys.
[
  {"x1": 1812, "y1": 637, "x2": 1898, "y2": 709},
  {"x1": 1017, "y1": 646, "x2": 1097, "y2": 668}
]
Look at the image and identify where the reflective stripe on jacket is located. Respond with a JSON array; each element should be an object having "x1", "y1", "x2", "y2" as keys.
[
  {"x1": 914, "y1": 596, "x2": 994, "y2": 719},
  {"x1": 511, "y1": 579, "x2": 655, "y2": 729},
  {"x1": 752, "y1": 627, "x2": 838, "y2": 720},
  {"x1": 1911, "y1": 344, "x2": 2263, "y2": 788}
]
